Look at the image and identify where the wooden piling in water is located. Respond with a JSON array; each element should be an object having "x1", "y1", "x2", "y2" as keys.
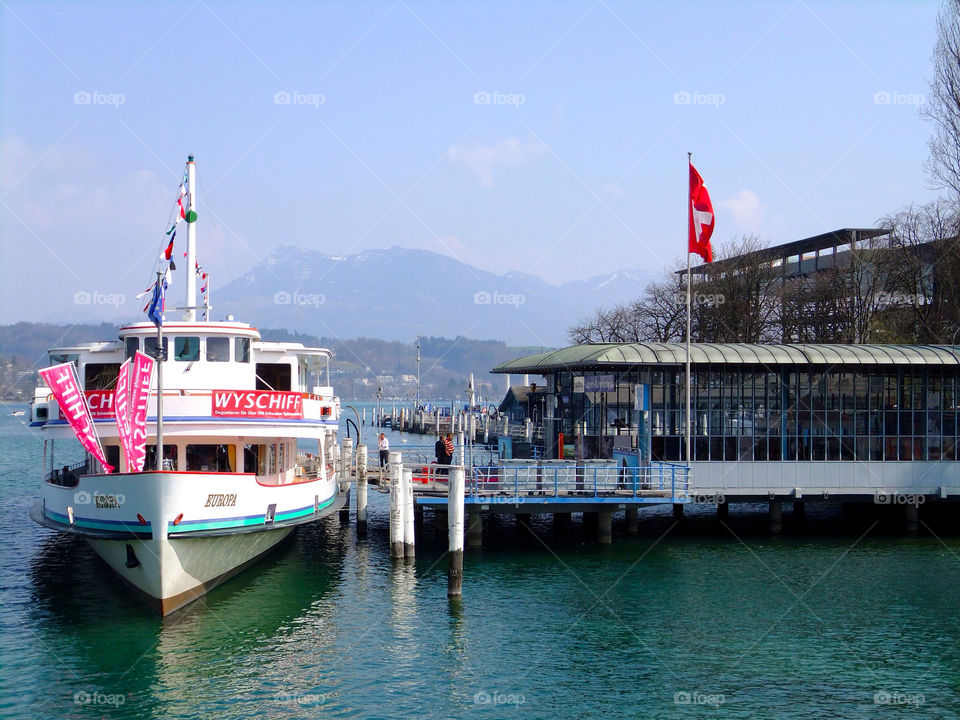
[
  {"x1": 403, "y1": 468, "x2": 415, "y2": 558},
  {"x1": 769, "y1": 499, "x2": 782, "y2": 533},
  {"x1": 356, "y1": 444, "x2": 368, "y2": 536},
  {"x1": 339, "y1": 438, "x2": 354, "y2": 522},
  {"x1": 388, "y1": 451, "x2": 404, "y2": 559},
  {"x1": 448, "y1": 466, "x2": 465, "y2": 597}
]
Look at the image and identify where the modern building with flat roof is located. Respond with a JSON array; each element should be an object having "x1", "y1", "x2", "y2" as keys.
[{"x1": 492, "y1": 343, "x2": 960, "y2": 501}]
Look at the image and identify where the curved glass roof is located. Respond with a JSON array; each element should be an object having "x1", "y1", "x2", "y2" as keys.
[{"x1": 491, "y1": 343, "x2": 960, "y2": 373}]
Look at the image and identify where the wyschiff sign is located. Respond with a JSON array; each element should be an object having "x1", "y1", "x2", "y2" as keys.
[{"x1": 212, "y1": 390, "x2": 304, "y2": 419}]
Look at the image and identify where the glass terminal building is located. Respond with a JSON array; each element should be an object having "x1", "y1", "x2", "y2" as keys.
[{"x1": 492, "y1": 344, "x2": 960, "y2": 499}]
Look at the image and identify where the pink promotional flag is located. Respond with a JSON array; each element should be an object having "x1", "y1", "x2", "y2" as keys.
[
  {"x1": 39, "y1": 362, "x2": 114, "y2": 474},
  {"x1": 113, "y1": 359, "x2": 135, "y2": 471},
  {"x1": 126, "y1": 351, "x2": 155, "y2": 472}
]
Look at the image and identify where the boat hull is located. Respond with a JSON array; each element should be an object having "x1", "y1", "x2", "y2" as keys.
[{"x1": 32, "y1": 468, "x2": 342, "y2": 614}]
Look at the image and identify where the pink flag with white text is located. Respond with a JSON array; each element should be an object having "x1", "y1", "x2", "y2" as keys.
[
  {"x1": 127, "y1": 351, "x2": 155, "y2": 472},
  {"x1": 113, "y1": 359, "x2": 135, "y2": 470},
  {"x1": 39, "y1": 362, "x2": 114, "y2": 474}
]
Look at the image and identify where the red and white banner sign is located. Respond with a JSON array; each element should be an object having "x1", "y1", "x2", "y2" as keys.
[
  {"x1": 40, "y1": 362, "x2": 114, "y2": 474},
  {"x1": 113, "y1": 359, "x2": 135, "y2": 467},
  {"x1": 212, "y1": 390, "x2": 303, "y2": 419},
  {"x1": 127, "y1": 351, "x2": 154, "y2": 472},
  {"x1": 85, "y1": 389, "x2": 115, "y2": 418}
]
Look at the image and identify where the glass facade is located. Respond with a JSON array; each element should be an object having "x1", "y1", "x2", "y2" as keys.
[{"x1": 552, "y1": 366, "x2": 959, "y2": 462}]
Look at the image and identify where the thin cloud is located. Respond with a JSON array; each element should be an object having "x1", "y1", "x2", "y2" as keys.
[
  {"x1": 447, "y1": 137, "x2": 545, "y2": 188},
  {"x1": 717, "y1": 189, "x2": 764, "y2": 233}
]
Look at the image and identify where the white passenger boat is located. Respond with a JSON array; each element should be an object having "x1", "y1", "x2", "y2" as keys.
[{"x1": 30, "y1": 156, "x2": 344, "y2": 615}]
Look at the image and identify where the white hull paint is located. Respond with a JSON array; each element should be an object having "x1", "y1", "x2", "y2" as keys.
[{"x1": 35, "y1": 468, "x2": 341, "y2": 615}]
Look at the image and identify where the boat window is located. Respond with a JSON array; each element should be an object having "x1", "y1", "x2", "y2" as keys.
[
  {"x1": 206, "y1": 337, "x2": 230, "y2": 362},
  {"x1": 266, "y1": 443, "x2": 277, "y2": 473},
  {"x1": 186, "y1": 444, "x2": 235, "y2": 472},
  {"x1": 104, "y1": 445, "x2": 120, "y2": 473},
  {"x1": 85, "y1": 363, "x2": 121, "y2": 390},
  {"x1": 49, "y1": 352, "x2": 79, "y2": 366},
  {"x1": 124, "y1": 337, "x2": 139, "y2": 359},
  {"x1": 144, "y1": 337, "x2": 169, "y2": 361},
  {"x1": 145, "y1": 444, "x2": 178, "y2": 470},
  {"x1": 235, "y1": 337, "x2": 251, "y2": 363},
  {"x1": 243, "y1": 443, "x2": 269, "y2": 474},
  {"x1": 256, "y1": 363, "x2": 291, "y2": 391},
  {"x1": 174, "y1": 337, "x2": 200, "y2": 362}
]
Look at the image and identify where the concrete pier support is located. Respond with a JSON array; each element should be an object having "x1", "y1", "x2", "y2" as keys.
[
  {"x1": 673, "y1": 503, "x2": 684, "y2": 518},
  {"x1": 597, "y1": 511, "x2": 613, "y2": 544},
  {"x1": 467, "y1": 511, "x2": 483, "y2": 549},
  {"x1": 904, "y1": 502, "x2": 919, "y2": 533},
  {"x1": 769, "y1": 500, "x2": 782, "y2": 533},
  {"x1": 793, "y1": 500, "x2": 805, "y2": 523},
  {"x1": 625, "y1": 507, "x2": 639, "y2": 535},
  {"x1": 583, "y1": 511, "x2": 598, "y2": 534},
  {"x1": 717, "y1": 501, "x2": 729, "y2": 520}
]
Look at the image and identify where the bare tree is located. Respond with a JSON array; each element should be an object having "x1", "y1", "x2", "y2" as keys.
[
  {"x1": 923, "y1": 0, "x2": 960, "y2": 200},
  {"x1": 880, "y1": 199, "x2": 960, "y2": 342}
]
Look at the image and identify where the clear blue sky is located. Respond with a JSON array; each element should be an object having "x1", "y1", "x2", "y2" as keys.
[{"x1": 0, "y1": 0, "x2": 943, "y2": 324}]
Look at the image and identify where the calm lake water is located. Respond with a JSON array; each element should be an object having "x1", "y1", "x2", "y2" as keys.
[{"x1": 1, "y1": 402, "x2": 959, "y2": 718}]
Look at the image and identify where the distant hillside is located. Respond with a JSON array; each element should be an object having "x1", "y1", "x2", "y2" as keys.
[
  {"x1": 0, "y1": 323, "x2": 551, "y2": 401},
  {"x1": 215, "y1": 245, "x2": 657, "y2": 346}
]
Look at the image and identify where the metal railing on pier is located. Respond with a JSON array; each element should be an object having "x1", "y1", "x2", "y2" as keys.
[{"x1": 403, "y1": 460, "x2": 690, "y2": 505}]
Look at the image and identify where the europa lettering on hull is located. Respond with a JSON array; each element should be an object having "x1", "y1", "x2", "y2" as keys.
[{"x1": 211, "y1": 390, "x2": 304, "y2": 419}]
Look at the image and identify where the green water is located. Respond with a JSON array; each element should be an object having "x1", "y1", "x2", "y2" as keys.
[{"x1": 1, "y1": 406, "x2": 959, "y2": 718}]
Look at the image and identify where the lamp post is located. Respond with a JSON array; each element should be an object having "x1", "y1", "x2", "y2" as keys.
[{"x1": 377, "y1": 385, "x2": 383, "y2": 429}]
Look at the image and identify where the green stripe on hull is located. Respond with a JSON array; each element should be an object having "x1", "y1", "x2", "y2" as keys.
[{"x1": 170, "y1": 497, "x2": 335, "y2": 534}]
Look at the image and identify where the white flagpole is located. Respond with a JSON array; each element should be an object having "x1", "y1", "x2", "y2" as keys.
[{"x1": 686, "y1": 152, "x2": 692, "y2": 467}]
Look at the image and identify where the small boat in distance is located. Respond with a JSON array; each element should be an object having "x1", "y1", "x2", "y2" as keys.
[{"x1": 30, "y1": 156, "x2": 344, "y2": 615}]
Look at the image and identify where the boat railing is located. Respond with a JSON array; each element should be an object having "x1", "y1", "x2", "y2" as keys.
[{"x1": 45, "y1": 459, "x2": 88, "y2": 487}]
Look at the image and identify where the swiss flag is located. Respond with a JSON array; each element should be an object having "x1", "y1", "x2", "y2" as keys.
[{"x1": 688, "y1": 162, "x2": 714, "y2": 263}]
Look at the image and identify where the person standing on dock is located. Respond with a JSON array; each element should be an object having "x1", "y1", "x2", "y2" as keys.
[
  {"x1": 443, "y1": 433, "x2": 454, "y2": 464},
  {"x1": 378, "y1": 433, "x2": 390, "y2": 468},
  {"x1": 435, "y1": 434, "x2": 447, "y2": 472}
]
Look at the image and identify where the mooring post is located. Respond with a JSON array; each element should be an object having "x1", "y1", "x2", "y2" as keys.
[
  {"x1": 448, "y1": 466, "x2": 465, "y2": 597},
  {"x1": 339, "y1": 437, "x2": 354, "y2": 522},
  {"x1": 356, "y1": 444, "x2": 368, "y2": 536},
  {"x1": 388, "y1": 451, "x2": 404, "y2": 559},
  {"x1": 769, "y1": 499, "x2": 782, "y2": 533},
  {"x1": 403, "y1": 468, "x2": 416, "y2": 558},
  {"x1": 598, "y1": 511, "x2": 613, "y2": 544},
  {"x1": 626, "y1": 507, "x2": 639, "y2": 535}
]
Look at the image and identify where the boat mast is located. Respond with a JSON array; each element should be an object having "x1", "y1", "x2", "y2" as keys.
[
  {"x1": 155, "y1": 270, "x2": 165, "y2": 469},
  {"x1": 185, "y1": 155, "x2": 197, "y2": 321}
]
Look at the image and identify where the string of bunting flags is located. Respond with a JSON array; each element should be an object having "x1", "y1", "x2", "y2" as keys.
[{"x1": 137, "y1": 164, "x2": 207, "y2": 321}]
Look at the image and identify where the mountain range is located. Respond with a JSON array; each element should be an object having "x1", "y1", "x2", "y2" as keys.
[{"x1": 216, "y1": 245, "x2": 657, "y2": 346}]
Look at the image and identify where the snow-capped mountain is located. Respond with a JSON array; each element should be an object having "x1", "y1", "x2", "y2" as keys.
[{"x1": 215, "y1": 245, "x2": 659, "y2": 345}]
